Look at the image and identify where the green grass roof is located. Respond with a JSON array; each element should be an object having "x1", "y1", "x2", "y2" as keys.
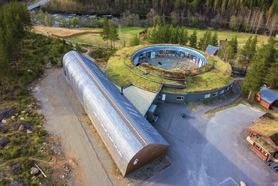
[{"x1": 106, "y1": 44, "x2": 232, "y2": 93}]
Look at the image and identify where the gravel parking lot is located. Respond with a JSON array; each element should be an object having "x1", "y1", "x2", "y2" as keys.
[{"x1": 143, "y1": 103, "x2": 278, "y2": 186}]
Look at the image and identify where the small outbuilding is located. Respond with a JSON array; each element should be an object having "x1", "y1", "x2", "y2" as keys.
[
  {"x1": 247, "y1": 113, "x2": 278, "y2": 172},
  {"x1": 205, "y1": 45, "x2": 219, "y2": 56},
  {"x1": 256, "y1": 87, "x2": 278, "y2": 110}
]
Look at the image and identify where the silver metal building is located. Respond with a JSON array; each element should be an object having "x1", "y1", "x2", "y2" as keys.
[{"x1": 63, "y1": 51, "x2": 169, "y2": 176}]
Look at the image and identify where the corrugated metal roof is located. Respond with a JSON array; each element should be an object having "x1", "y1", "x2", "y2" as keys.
[
  {"x1": 122, "y1": 86, "x2": 158, "y2": 116},
  {"x1": 260, "y1": 87, "x2": 278, "y2": 104},
  {"x1": 63, "y1": 51, "x2": 168, "y2": 176},
  {"x1": 205, "y1": 45, "x2": 219, "y2": 55}
]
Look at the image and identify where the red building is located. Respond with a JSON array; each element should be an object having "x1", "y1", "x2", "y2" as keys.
[
  {"x1": 256, "y1": 87, "x2": 278, "y2": 110},
  {"x1": 247, "y1": 113, "x2": 278, "y2": 172}
]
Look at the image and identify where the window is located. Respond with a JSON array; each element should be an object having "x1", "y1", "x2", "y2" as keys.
[
  {"x1": 177, "y1": 96, "x2": 184, "y2": 101},
  {"x1": 219, "y1": 89, "x2": 225, "y2": 95},
  {"x1": 212, "y1": 92, "x2": 218, "y2": 97},
  {"x1": 204, "y1": 94, "x2": 211, "y2": 99}
]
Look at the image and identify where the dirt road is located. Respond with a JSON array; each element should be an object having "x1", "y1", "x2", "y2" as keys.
[{"x1": 33, "y1": 68, "x2": 128, "y2": 186}]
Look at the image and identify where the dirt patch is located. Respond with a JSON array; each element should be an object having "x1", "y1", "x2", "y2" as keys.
[{"x1": 32, "y1": 25, "x2": 101, "y2": 38}]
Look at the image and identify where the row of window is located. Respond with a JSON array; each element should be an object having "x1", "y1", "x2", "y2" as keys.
[{"x1": 174, "y1": 84, "x2": 233, "y2": 101}]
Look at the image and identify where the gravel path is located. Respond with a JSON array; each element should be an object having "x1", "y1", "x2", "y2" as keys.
[{"x1": 33, "y1": 68, "x2": 122, "y2": 186}]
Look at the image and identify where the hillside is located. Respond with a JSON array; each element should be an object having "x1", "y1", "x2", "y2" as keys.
[{"x1": 44, "y1": 0, "x2": 278, "y2": 35}]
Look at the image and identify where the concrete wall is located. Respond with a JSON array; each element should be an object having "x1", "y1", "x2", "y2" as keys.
[{"x1": 155, "y1": 81, "x2": 235, "y2": 104}]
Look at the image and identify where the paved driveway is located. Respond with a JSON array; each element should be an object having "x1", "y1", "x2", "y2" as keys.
[{"x1": 143, "y1": 103, "x2": 278, "y2": 186}]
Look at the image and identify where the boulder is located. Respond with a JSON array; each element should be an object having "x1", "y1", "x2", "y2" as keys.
[
  {"x1": 30, "y1": 167, "x2": 39, "y2": 175},
  {"x1": 0, "y1": 123, "x2": 8, "y2": 133},
  {"x1": 0, "y1": 108, "x2": 16, "y2": 121},
  {"x1": 9, "y1": 181, "x2": 24, "y2": 186},
  {"x1": 0, "y1": 137, "x2": 9, "y2": 148},
  {"x1": 16, "y1": 121, "x2": 33, "y2": 132},
  {"x1": 10, "y1": 163, "x2": 21, "y2": 174}
]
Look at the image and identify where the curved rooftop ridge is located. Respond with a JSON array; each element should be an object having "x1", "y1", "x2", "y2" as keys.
[{"x1": 63, "y1": 51, "x2": 168, "y2": 176}]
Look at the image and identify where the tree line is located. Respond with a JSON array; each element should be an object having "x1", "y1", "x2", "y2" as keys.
[
  {"x1": 243, "y1": 38, "x2": 277, "y2": 98},
  {"x1": 0, "y1": 2, "x2": 31, "y2": 74},
  {"x1": 147, "y1": 24, "x2": 217, "y2": 50},
  {"x1": 45, "y1": 0, "x2": 278, "y2": 35}
]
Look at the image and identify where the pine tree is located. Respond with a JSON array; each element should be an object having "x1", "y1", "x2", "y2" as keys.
[
  {"x1": 101, "y1": 18, "x2": 111, "y2": 45},
  {"x1": 189, "y1": 30, "x2": 197, "y2": 48},
  {"x1": 181, "y1": 29, "x2": 188, "y2": 45},
  {"x1": 130, "y1": 34, "x2": 140, "y2": 46},
  {"x1": 211, "y1": 32, "x2": 218, "y2": 46},
  {"x1": 243, "y1": 37, "x2": 277, "y2": 94},
  {"x1": 109, "y1": 24, "x2": 119, "y2": 48},
  {"x1": 238, "y1": 36, "x2": 258, "y2": 69},
  {"x1": 266, "y1": 60, "x2": 278, "y2": 88},
  {"x1": 225, "y1": 43, "x2": 235, "y2": 62},
  {"x1": 229, "y1": 37, "x2": 238, "y2": 54},
  {"x1": 0, "y1": 1, "x2": 30, "y2": 72}
]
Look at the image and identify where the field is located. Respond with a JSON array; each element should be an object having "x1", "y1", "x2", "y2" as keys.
[
  {"x1": 33, "y1": 25, "x2": 270, "y2": 49},
  {"x1": 68, "y1": 27, "x2": 144, "y2": 48},
  {"x1": 184, "y1": 27, "x2": 270, "y2": 47},
  {"x1": 106, "y1": 45, "x2": 232, "y2": 93},
  {"x1": 32, "y1": 25, "x2": 102, "y2": 38}
]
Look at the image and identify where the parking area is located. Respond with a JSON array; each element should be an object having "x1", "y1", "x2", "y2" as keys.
[{"x1": 143, "y1": 103, "x2": 278, "y2": 186}]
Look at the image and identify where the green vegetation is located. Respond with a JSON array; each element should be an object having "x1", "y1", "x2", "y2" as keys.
[
  {"x1": 238, "y1": 36, "x2": 258, "y2": 68},
  {"x1": 68, "y1": 27, "x2": 144, "y2": 48},
  {"x1": 164, "y1": 56, "x2": 232, "y2": 93},
  {"x1": 106, "y1": 45, "x2": 232, "y2": 93},
  {"x1": 243, "y1": 38, "x2": 277, "y2": 95},
  {"x1": 101, "y1": 19, "x2": 119, "y2": 48},
  {"x1": 0, "y1": 2, "x2": 73, "y2": 185},
  {"x1": 45, "y1": 0, "x2": 277, "y2": 35}
]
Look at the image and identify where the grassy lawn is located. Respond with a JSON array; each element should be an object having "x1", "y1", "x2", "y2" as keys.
[
  {"x1": 106, "y1": 44, "x2": 232, "y2": 93},
  {"x1": 184, "y1": 27, "x2": 269, "y2": 47},
  {"x1": 162, "y1": 55, "x2": 232, "y2": 93},
  {"x1": 68, "y1": 27, "x2": 144, "y2": 48},
  {"x1": 33, "y1": 25, "x2": 269, "y2": 49}
]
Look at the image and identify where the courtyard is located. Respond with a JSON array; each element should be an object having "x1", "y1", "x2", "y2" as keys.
[{"x1": 143, "y1": 103, "x2": 278, "y2": 185}]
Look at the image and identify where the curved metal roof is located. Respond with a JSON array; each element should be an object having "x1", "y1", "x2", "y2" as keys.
[{"x1": 63, "y1": 51, "x2": 168, "y2": 176}]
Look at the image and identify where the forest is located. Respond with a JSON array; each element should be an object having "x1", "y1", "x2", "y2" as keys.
[{"x1": 45, "y1": 0, "x2": 278, "y2": 35}]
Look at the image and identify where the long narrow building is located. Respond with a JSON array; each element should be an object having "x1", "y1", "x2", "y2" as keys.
[{"x1": 63, "y1": 51, "x2": 169, "y2": 176}]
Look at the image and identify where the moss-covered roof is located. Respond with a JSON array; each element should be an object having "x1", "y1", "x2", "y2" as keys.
[
  {"x1": 106, "y1": 44, "x2": 232, "y2": 93},
  {"x1": 249, "y1": 114, "x2": 278, "y2": 138}
]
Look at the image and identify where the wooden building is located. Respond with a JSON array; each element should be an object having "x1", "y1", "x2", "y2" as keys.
[
  {"x1": 256, "y1": 87, "x2": 278, "y2": 110},
  {"x1": 247, "y1": 113, "x2": 278, "y2": 172}
]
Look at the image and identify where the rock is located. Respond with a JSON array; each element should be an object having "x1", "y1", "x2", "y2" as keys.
[
  {"x1": 239, "y1": 181, "x2": 246, "y2": 186},
  {"x1": 0, "y1": 108, "x2": 16, "y2": 121},
  {"x1": 11, "y1": 116, "x2": 16, "y2": 120},
  {"x1": 30, "y1": 167, "x2": 39, "y2": 175},
  {"x1": 1, "y1": 119, "x2": 7, "y2": 124},
  {"x1": 9, "y1": 181, "x2": 24, "y2": 186},
  {"x1": 19, "y1": 117, "x2": 25, "y2": 121},
  {"x1": 10, "y1": 163, "x2": 21, "y2": 174},
  {"x1": 17, "y1": 121, "x2": 32, "y2": 132},
  {"x1": 0, "y1": 123, "x2": 8, "y2": 133},
  {"x1": 26, "y1": 129, "x2": 32, "y2": 134},
  {"x1": 0, "y1": 137, "x2": 9, "y2": 148}
]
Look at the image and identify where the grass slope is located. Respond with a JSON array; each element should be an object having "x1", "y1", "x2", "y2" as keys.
[{"x1": 106, "y1": 44, "x2": 232, "y2": 93}]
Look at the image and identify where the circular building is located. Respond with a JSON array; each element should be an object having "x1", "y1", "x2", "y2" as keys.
[
  {"x1": 132, "y1": 45, "x2": 207, "y2": 70},
  {"x1": 106, "y1": 44, "x2": 233, "y2": 102}
]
